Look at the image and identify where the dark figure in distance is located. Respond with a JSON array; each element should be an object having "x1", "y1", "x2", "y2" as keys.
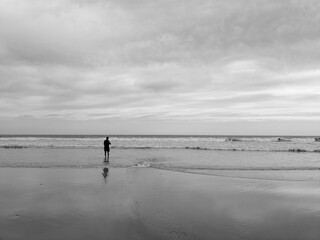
[{"x1": 104, "y1": 137, "x2": 111, "y2": 160}]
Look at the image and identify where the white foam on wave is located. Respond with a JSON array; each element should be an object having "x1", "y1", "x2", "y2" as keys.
[
  {"x1": 1, "y1": 135, "x2": 319, "y2": 153},
  {"x1": 132, "y1": 161, "x2": 151, "y2": 168}
]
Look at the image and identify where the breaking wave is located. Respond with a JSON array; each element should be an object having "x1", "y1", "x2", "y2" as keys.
[
  {"x1": 1, "y1": 145, "x2": 319, "y2": 153},
  {"x1": 0, "y1": 135, "x2": 319, "y2": 153}
]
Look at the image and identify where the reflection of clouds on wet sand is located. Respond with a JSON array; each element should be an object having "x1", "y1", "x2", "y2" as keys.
[{"x1": 1, "y1": 167, "x2": 319, "y2": 239}]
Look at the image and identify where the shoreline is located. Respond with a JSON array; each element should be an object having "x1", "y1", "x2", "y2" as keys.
[
  {"x1": 1, "y1": 147, "x2": 320, "y2": 182},
  {"x1": 2, "y1": 164, "x2": 320, "y2": 182},
  {"x1": 1, "y1": 167, "x2": 320, "y2": 239}
]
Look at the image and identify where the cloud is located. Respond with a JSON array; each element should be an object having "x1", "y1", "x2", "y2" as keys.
[
  {"x1": 1, "y1": 0, "x2": 319, "y2": 67},
  {"x1": 0, "y1": 0, "x2": 320, "y2": 126}
]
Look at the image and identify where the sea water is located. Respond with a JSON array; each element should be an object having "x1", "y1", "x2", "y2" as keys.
[
  {"x1": 1, "y1": 135, "x2": 320, "y2": 181},
  {"x1": 1, "y1": 135, "x2": 319, "y2": 152}
]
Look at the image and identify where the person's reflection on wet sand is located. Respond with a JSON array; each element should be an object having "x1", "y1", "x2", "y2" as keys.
[{"x1": 102, "y1": 167, "x2": 109, "y2": 182}]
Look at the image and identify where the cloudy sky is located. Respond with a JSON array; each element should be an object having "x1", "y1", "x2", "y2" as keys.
[{"x1": 0, "y1": 0, "x2": 319, "y2": 135}]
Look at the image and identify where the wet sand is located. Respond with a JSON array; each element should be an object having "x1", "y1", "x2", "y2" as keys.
[{"x1": 1, "y1": 167, "x2": 320, "y2": 240}]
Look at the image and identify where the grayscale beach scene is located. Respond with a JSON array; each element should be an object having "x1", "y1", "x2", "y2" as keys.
[{"x1": 1, "y1": 0, "x2": 320, "y2": 239}]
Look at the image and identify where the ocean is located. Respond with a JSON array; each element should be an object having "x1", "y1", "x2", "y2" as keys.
[
  {"x1": 1, "y1": 135, "x2": 319, "y2": 152},
  {"x1": 1, "y1": 135, "x2": 320, "y2": 181}
]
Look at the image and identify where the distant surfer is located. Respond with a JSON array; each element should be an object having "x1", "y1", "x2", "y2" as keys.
[
  {"x1": 277, "y1": 138, "x2": 290, "y2": 142},
  {"x1": 104, "y1": 137, "x2": 111, "y2": 160},
  {"x1": 225, "y1": 138, "x2": 240, "y2": 142}
]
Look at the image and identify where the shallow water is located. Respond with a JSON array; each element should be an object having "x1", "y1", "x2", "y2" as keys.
[{"x1": 1, "y1": 147, "x2": 320, "y2": 181}]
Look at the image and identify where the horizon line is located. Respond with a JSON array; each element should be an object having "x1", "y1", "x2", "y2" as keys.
[{"x1": 0, "y1": 134, "x2": 319, "y2": 137}]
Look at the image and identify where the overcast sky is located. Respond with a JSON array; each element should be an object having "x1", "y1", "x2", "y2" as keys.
[{"x1": 0, "y1": 0, "x2": 319, "y2": 135}]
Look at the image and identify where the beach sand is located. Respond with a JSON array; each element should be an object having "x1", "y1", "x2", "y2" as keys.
[{"x1": 1, "y1": 167, "x2": 320, "y2": 240}]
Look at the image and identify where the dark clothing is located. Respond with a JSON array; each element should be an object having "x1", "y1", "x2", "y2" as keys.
[{"x1": 104, "y1": 140, "x2": 111, "y2": 152}]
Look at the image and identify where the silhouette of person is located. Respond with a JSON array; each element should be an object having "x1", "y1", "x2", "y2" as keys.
[{"x1": 104, "y1": 137, "x2": 111, "y2": 160}]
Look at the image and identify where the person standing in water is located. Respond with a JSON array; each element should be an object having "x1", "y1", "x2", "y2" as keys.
[{"x1": 104, "y1": 137, "x2": 111, "y2": 160}]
